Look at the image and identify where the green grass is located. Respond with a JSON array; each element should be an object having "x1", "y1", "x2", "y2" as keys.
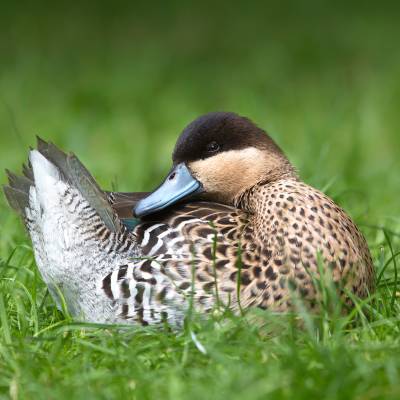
[{"x1": 1, "y1": 1, "x2": 400, "y2": 399}]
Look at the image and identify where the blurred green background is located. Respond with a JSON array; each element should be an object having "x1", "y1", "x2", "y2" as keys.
[
  {"x1": 1, "y1": 1, "x2": 399, "y2": 223},
  {"x1": 1, "y1": 2, "x2": 400, "y2": 399}
]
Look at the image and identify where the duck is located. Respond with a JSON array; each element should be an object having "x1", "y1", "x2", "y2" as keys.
[{"x1": 3, "y1": 112, "x2": 375, "y2": 327}]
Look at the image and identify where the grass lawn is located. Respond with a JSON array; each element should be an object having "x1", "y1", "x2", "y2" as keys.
[{"x1": 1, "y1": 2, "x2": 400, "y2": 399}]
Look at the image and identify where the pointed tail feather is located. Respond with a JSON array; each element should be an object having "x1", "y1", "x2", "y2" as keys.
[
  {"x1": 3, "y1": 184, "x2": 29, "y2": 217},
  {"x1": 3, "y1": 168, "x2": 34, "y2": 217},
  {"x1": 3, "y1": 137, "x2": 122, "y2": 233}
]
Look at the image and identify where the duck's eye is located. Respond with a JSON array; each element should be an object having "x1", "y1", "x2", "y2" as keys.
[{"x1": 206, "y1": 141, "x2": 220, "y2": 153}]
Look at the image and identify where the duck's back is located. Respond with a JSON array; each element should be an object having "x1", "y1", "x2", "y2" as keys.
[{"x1": 102, "y1": 201, "x2": 251, "y2": 323}]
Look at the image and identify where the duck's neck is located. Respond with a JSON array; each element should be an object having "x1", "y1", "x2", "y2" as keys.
[
  {"x1": 234, "y1": 156, "x2": 298, "y2": 210},
  {"x1": 235, "y1": 176, "x2": 298, "y2": 215},
  {"x1": 234, "y1": 177, "x2": 296, "y2": 241}
]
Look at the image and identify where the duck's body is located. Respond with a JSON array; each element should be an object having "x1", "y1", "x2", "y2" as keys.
[{"x1": 4, "y1": 113, "x2": 374, "y2": 326}]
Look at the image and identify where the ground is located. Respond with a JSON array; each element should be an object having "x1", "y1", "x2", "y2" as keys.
[{"x1": 0, "y1": 2, "x2": 400, "y2": 399}]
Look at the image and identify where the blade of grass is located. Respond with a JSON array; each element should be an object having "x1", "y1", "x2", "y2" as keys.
[{"x1": 0, "y1": 294, "x2": 12, "y2": 345}]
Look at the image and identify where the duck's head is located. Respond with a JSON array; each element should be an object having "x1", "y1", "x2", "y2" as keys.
[{"x1": 134, "y1": 112, "x2": 296, "y2": 217}]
